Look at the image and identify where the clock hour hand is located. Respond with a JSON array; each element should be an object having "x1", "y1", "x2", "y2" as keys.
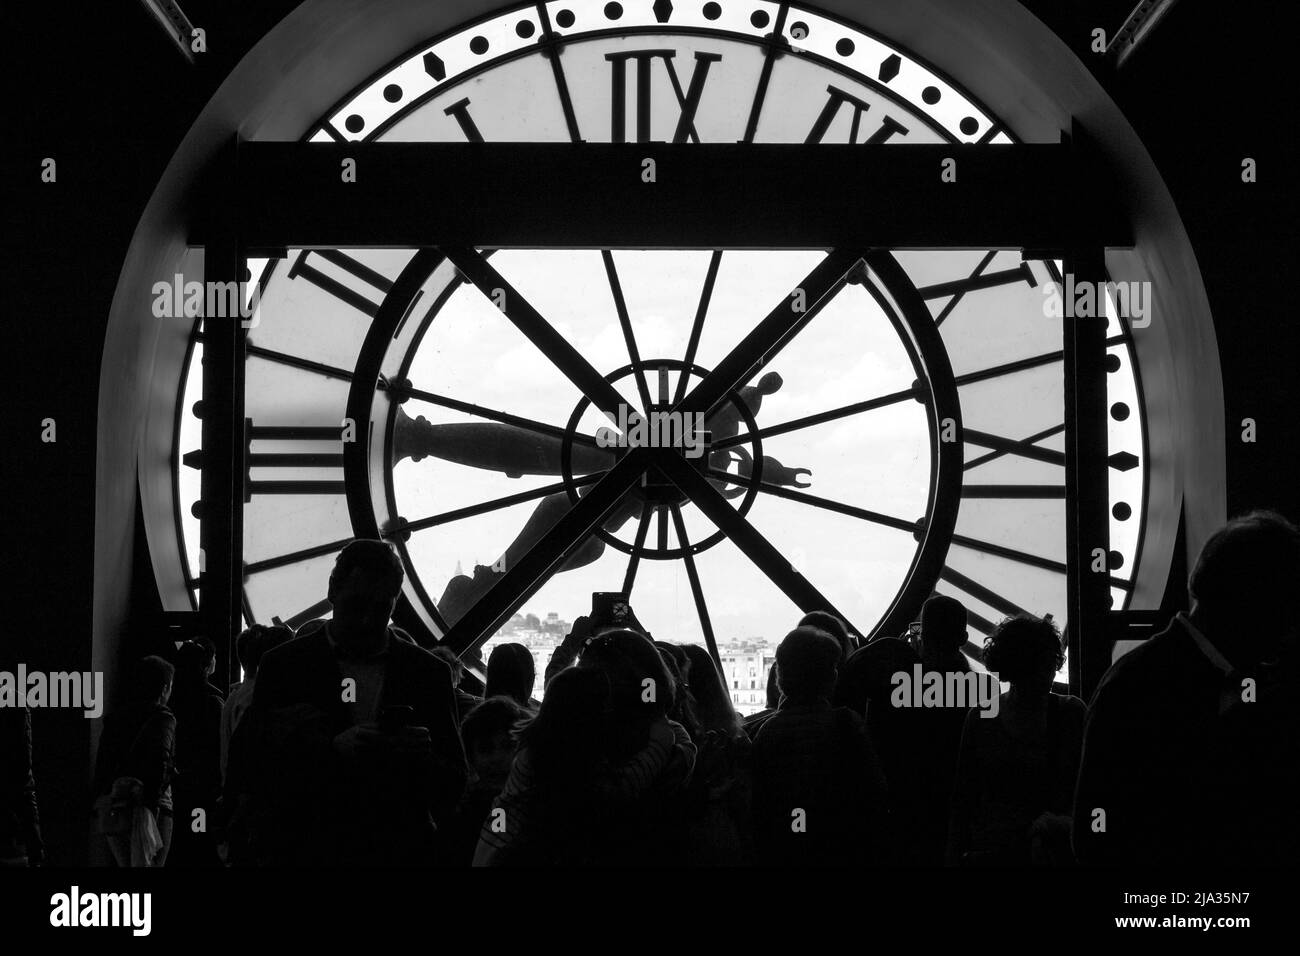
[
  {"x1": 391, "y1": 407, "x2": 614, "y2": 476},
  {"x1": 436, "y1": 487, "x2": 642, "y2": 625}
]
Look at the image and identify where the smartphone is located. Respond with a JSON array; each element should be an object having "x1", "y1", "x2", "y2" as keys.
[
  {"x1": 378, "y1": 704, "x2": 414, "y2": 735},
  {"x1": 590, "y1": 591, "x2": 632, "y2": 635}
]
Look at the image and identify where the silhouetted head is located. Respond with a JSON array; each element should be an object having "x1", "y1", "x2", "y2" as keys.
[
  {"x1": 130, "y1": 655, "x2": 175, "y2": 707},
  {"x1": 461, "y1": 695, "x2": 527, "y2": 789},
  {"x1": 920, "y1": 595, "x2": 968, "y2": 660},
  {"x1": 775, "y1": 626, "x2": 841, "y2": 705},
  {"x1": 1189, "y1": 510, "x2": 1300, "y2": 666},
  {"x1": 517, "y1": 666, "x2": 611, "y2": 782},
  {"x1": 175, "y1": 639, "x2": 215, "y2": 686},
  {"x1": 485, "y1": 643, "x2": 536, "y2": 704},
  {"x1": 765, "y1": 662, "x2": 780, "y2": 708},
  {"x1": 328, "y1": 539, "x2": 404, "y2": 632},
  {"x1": 982, "y1": 615, "x2": 1064, "y2": 696},
  {"x1": 582, "y1": 629, "x2": 676, "y2": 733},
  {"x1": 680, "y1": 643, "x2": 742, "y2": 735},
  {"x1": 799, "y1": 611, "x2": 853, "y2": 661},
  {"x1": 235, "y1": 624, "x2": 293, "y2": 680}
]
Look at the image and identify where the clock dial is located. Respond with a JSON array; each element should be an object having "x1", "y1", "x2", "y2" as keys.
[{"x1": 171, "y1": 1, "x2": 1148, "y2": 688}]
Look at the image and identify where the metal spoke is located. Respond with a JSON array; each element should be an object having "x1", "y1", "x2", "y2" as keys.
[
  {"x1": 245, "y1": 536, "x2": 353, "y2": 576},
  {"x1": 712, "y1": 384, "x2": 918, "y2": 451},
  {"x1": 442, "y1": 246, "x2": 628, "y2": 423},
  {"x1": 675, "y1": 248, "x2": 864, "y2": 419},
  {"x1": 602, "y1": 250, "x2": 653, "y2": 413},
  {"x1": 708, "y1": 467, "x2": 917, "y2": 534},
  {"x1": 440, "y1": 449, "x2": 651, "y2": 655},
  {"x1": 396, "y1": 473, "x2": 605, "y2": 536},
  {"x1": 670, "y1": 504, "x2": 720, "y2": 664},
  {"x1": 394, "y1": 380, "x2": 602, "y2": 448},
  {"x1": 939, "y1": 565, "x2": 1031, "y2": 619},
  {"x1": 948, "y1": 531, "x2": 1068, "y2": 576},
  {"x1": 658, "y1": 454, "x2": 852, "y2": 623},
  {"x1": 675, "y1": 250, "x2": 723, "y2": 404},
  {"x1": 245, "y1": 343, "x2": 354, "y2": 382},
  {"x1": 621, "y1": 502, "x2": 653, "y2": 596}
]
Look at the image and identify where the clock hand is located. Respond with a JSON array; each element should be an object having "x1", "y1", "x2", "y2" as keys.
[
  {"x1": 674, "y1": 250, "x2": 863, "y2": 420},
  {"x1": 443, "y1": 246, "x2": 629, "y2": 425},
  {"x1": 392, "y1": 407, "x2": 614, "y2": 475},
  {"x1": 436, "y1": 488, "x2": 643, "y2": 625}
]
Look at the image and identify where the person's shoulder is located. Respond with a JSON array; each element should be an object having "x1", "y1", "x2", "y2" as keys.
[
  {"x1": 1053, "y1": 691, "x2": 1086, "y2": 708},
  {"x1": 1053, "y1": 693, "x2": 1088, "y2": 720},
  {"x1": 1091, "y1": 620, "x2": 1187, "y2": 701},
  {"x1": 268, "y1": 627, "x2": 330, "y2": 663}
]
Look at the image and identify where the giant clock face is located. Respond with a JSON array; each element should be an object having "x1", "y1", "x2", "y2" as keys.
[{"x1": 173, "y1": 0, "x2": 1149, "y2": 677}]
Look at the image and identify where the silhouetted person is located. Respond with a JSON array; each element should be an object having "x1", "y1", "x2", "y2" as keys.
[
  {"x1": 220, "y1": 624, "x2": 292, "y2": 785},
  {"x1": 247, "y1": 539, "x2": 466, "y2": 865},
  {"x1": 906, "y1": 596, "x2": 978, "y2": 864},
  {"x1": 751, "y1": 627, "x2": 888, "y2": 866},
  {"x1": 800, "y1": 610, "x2": 854, "y2": 661},
  {"x1": 681, "y1": 643, "x2": 744, "y2": 739},
  {"x1": 918, "y1": 594, "x2": 972, "y2": 673},
  {"x1": 655, "y1": 641, "x2": 702, "y2": 741},
  {"x1": 476, "y1": 630, "x2": 695, "y2": 866},
  {"x1": 439, "y1": 696, "x2": 526, "y2": 866},
  {"x1": 90, "y1": 655, "x2": 176, "y2": 867},
  {"x1": 167, "y1": 639, "x2": 224, "y2": 867},
  {"x1": 948, "y1": 615, "x2": 1084, "y2": 866},
  {"x1": 678, "y1": 643, "x2": 754, "y2": 864},
  {"x1": 1073, "y1": 510, "x2": 1300, "y2": 866},
  {"x1": 834, "y1": 634, "x2": 920, "y2": 862},
  {"x1": 0, "y1": 700, "x2": 43, "y2": 867},
  {"x1": 485, "y1": 643, "x2": 537, "y2": 708}
]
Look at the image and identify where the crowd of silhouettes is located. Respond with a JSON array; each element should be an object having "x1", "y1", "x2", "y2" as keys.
[{"x1": 45, "y1": 508, "x2": 1299, "y2": 867}]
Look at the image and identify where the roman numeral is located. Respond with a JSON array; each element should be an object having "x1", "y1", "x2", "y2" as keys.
[
  {"x1": 961, "y1": 484, "x2": 1067, "y2": 499},
  {"x1": 805, "y1": 85, "x2": 910, "y2": 144},
  {"x1": 286, "y1": 249, "x2": 394, "y2": 317},
  {"x1": 964, "y1": 424, "x2": 1066, "y2": 470},
  {"x1": 939, "y1": 566, "x2": 1031, "y2": 619},
  {"x1": 606, "y1": 50, "x2": 723, "y2": 143},
  {"x1": 244, "y1": 422, "x2": 346, "y2": 498},
  {"x1": 443, "y1": 97, "x2": 485, "y2": 143},
  {"x1": 919, "y1": 253, "x2": 1037, "y2": 326}
]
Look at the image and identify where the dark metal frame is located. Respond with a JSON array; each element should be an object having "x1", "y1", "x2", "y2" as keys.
[{"x1": 197, "y1": 135, "x2": 1120, "y2": 694}]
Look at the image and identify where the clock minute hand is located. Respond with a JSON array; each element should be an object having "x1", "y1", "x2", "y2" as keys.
[
  {"x1": 673, "y1": 249, "x2": 863, "y2": 420},
  {"x1": 442, "y1": 246, "x2": 629, "y2": 427}
]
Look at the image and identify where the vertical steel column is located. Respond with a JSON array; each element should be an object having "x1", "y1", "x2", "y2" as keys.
[
  {"x1": 1062, "y1": 123, "x2": 1112, "y2": 701},
  {"x1": 198, "y1": 136, "x2": 245, "y2": 691}
]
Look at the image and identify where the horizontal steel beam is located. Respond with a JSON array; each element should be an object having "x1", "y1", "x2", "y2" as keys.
[{"x1": 221, "y1": 142, "x2": 1132, "y2": 250}]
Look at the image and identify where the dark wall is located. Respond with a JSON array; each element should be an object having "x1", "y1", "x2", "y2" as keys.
[{"x1": 6, "y1": 0, "x2": 1294, "y2": 863}]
